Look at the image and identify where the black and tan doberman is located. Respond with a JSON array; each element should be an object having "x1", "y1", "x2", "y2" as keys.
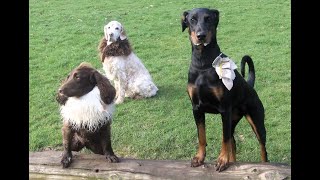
[{"x1": 181, "y1": 8, "x2": 268, "y2": 172}]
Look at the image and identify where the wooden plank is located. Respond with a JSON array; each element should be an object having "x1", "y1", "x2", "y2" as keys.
[{"x1": 29, "y1": 151, "x2": 291, "y2": 180}]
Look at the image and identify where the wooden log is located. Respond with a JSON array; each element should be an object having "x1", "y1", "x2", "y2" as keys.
[{"x1": 29, "y1": 151, "x2": 291, "y2": 180}]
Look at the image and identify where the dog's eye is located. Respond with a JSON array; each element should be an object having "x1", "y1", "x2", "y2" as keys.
[
  {"x1": 191, "y1": 17, "x2": 196, "y2": 22},
  {"x1": 108, "y1": 26, "x2": 110, "y2": 29},
  {"x1": 73, "y1": 73, "x2": 80, "y2": 80},
  {"x1": 115, "y1": 27, "x2": 119, "y2": 30},
  {"x1": 205, "y1": 16, "x2": 212, "y2": 22}
]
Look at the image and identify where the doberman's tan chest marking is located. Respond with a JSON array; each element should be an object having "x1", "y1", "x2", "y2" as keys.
[{"x1": 187, "y1": 83, "x2": 225, "y2": 103}]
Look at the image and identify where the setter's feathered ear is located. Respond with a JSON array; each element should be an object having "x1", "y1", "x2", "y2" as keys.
[
  {"x1": 91, "y1": 71, "x2": 116, "y2": 104},
  {"x1": 103, "y1": 25, "x2": 109, "y2": 41},
  {"x1": 98, "y1": 36, "x2": 108, "y2": 62},
  {"x1": 120, "y1": 25, "x2": 127, "y2": 40},
  {"x1": 181, "y1": 11, "x2": 189, "y2": 32}
]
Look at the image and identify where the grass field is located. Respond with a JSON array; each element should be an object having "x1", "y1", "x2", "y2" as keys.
[{"x1": 29, "y1": 0, "x2": 291, "y2": 165}]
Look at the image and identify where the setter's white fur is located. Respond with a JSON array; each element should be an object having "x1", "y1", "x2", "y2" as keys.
[{"x1": 99, "y1": 21, "x2": 158, "y2": 104}]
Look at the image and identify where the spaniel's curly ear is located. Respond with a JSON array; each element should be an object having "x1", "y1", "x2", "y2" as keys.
[
  {"x1": 181, "y1": 11, "x2": 189, "y2": 32},
  {"x1": 98, "y1": 36, "x2": 107, "y2": 62},
  {"x1": 120, "y1": 25, "x2": 127, "y2": 40},
  {"x1": 91, "y1": 71, "x2": 116, "y2": 104}
]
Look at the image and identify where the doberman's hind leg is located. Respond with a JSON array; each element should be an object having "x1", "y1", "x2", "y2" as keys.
[
  {"x1": 228, "y1": 110, "x2": 243, "y2": 163},
  {"x1": 245, "y1": 101, "x2": 268, "y2": 162}
]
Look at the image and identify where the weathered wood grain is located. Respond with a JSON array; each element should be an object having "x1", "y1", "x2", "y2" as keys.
[{"x1": 29, "y1": 151, "x2": 291, "y2": 180}]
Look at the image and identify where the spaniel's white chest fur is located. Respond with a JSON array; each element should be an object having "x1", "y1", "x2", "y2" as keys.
[{"x1": 60, "y1": 86, "x2": 115, "y2": 132}]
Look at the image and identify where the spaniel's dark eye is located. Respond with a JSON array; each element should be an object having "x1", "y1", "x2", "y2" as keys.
[
  {"x1": 115, "y1": 27, "x2": 119, "y2": 30},
  {"x1": 191, "y1": 17, "x2": 196, "y2": 22},
  {"x1": 108, "y1": 26, "x2": 110, "y2": 29},
  {"x1": 73, "y1": 73, "x2": 80, "y2": 80}
]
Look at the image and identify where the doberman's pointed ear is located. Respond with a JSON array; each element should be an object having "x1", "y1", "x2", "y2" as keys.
[
  {"x1": 210, "y1": 9, "x2": 220, "y2": 28},
  {"x1": 181, "y1": 11, "x2": 189, "y2": 32}
]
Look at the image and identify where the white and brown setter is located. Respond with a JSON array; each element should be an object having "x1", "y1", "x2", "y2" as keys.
[{"x1": 98, "y1": 20, "x2": 158, "y2": 104}]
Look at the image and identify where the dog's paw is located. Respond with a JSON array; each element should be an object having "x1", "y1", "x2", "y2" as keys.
[
  {"x1": 115, "y1": 98, "x2": 124, "y2": 104},
  {"x1": 106, "y1": 154, "x2": 119, "y2": 163},
  {"x1": 191, "y1": 156, "x2": 204, "y2": 167},
  {"x1": 61, "y1": 154, "x2": 72, "y2": 168},
  {"x1": 132, "y1": 94, "x2": 143, "y2": 100},
  {"x1": 215, "y1": 157, "x2": 229, "y2": 172}
]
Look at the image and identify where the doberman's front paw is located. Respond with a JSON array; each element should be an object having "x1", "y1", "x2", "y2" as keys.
[
  {"x1": 106, "y1": 154, "x2": 119, "y2": 163},
  {"x1": 215, "y1": 155, "x2": 229, "y2": 172},
  {"x1": 61, "y1": 154, "x2": 72, "y2": 168},
  {"x1": 191, "y1": 156, "x2": 204, "y2": 167}
]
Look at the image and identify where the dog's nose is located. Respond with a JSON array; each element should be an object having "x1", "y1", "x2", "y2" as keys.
[
  {"x1": 109, "y1": 33, "x2": 113, "y2": 37},
  {"x1": 197, "y1": 33, "x2": 206, "y2": 41}
]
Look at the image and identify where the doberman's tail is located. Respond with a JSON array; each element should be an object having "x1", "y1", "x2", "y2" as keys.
[{"x1": 241, "y1": 55, "x2": 255, "y2": 88}]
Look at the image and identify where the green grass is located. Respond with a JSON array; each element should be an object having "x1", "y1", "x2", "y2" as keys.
[{"x1": 29, "y1": 0, "x2": 291, "y2": 165}]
